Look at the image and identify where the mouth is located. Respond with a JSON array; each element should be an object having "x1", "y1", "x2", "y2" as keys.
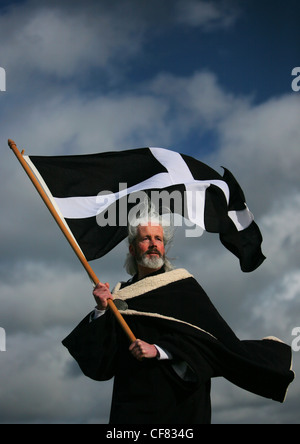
[{"x1": 145, "y1": 250, "x2": 161, "y2": 257}]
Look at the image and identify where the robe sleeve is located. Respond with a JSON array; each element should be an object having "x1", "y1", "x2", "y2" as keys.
[
  {"x1": 62, "y1": 310, "x2": 119, "y2": 381},
  {"x1": 126, "y1": 274, "x2": 294, "y2": 404},
  {"x1": 151, "y1": 319, "x2": 294, "y2": 403},
  {"x1": 159, "y1": 327, "x2": 294, "y2": 403},
  {"x1": 155, "y1": 331, "x2": 215, "y2": 387}
]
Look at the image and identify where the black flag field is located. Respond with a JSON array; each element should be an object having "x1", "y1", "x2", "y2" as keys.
[{"x1": 24, "y1": 147, "x2": 265, "y2": 272}]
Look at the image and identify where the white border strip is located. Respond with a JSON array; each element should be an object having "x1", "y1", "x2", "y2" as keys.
[{"x1": 118, "y1": 308, "x2": 218, "y2": 340}]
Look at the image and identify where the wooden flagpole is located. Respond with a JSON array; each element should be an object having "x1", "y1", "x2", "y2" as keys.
[{"x1": 8, "y1": 139, "x2": 136, "y2": 343}]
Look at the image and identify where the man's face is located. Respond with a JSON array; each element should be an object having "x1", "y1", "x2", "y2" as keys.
[{"x1": 130, "y1": 223, "x2": 165, "y2": 270}]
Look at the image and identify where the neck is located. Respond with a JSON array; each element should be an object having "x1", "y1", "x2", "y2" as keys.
[{"x1": 137, "y1": 265, "x2": 163, "y2": 280}]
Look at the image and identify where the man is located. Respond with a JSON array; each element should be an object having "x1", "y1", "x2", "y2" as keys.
[
  {"x1": 62, "y1": 213, "x2": 294, "y2": 424},
  {"x1": 93, "y1": 219, "x2": 173, "y2": 362}
]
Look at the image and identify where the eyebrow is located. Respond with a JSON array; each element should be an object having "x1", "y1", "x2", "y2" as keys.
[{"x1": 140, "y1": 234, "x2": 163, "y2": 240}]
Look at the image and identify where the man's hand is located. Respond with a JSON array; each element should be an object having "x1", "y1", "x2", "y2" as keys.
[
  {"x1": 129, "y1": 339, "x2": 158, "y2": 361},
  {"x1": 93, "y1": 282, "x2": 112, "y2": 310}
]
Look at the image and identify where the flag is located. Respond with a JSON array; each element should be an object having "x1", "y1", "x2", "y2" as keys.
[{"x1": 24, "y1": 147, "x2": 265, "y2": 272}]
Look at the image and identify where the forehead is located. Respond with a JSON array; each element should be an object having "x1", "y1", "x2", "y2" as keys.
[{"x1": 136, "y1": 223, "x2": 164, "y2": 238}]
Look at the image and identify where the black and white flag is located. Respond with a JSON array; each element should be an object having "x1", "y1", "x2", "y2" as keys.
[{"x1": 24, "y1": 147, "x2": 265, "y2": 272}]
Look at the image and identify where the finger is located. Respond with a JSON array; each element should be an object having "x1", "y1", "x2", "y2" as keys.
[
  {"x1": 93, "y1": 282, "x2": 109, "y2": 296},
  {"x1": 129, "y1": 340, "x2": 139, "y2": 352},
  {"x1": 129, "y1": 340, "x2": 144, "y2": 358},
  {"x1": 93, "y1": 283, "x2": 101, "y2": 294}
]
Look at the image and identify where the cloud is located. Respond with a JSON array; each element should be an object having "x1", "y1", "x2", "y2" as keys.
[
  {"x1": 0, "y1": 327, "x2": 113, "y2": 423},
  {"x1": 5, "y1": 93, "x2": 171, "y2": 154},
  {"x1": 0, "y1": 262, "x2": 93, "y2": 333},
  {"x1": 0, "y1": 1, "x2": 147, "y2": 82},
  {"x1": 3, "y1": 72, "x2": 299, "y2": 422},
  {"x1": 0, "y1": 260, "x2": 117, "y2": 424},
  {"x1": 1, "y1": 0, "x2": 299, "y2": 424},
  {"x1": 175, "y1": 0, "x2": 240, "y2": 30},
  {"x1": 147, "y1": 70, "x2": 249, "y2": 132},
  {"x1": 249, "y1": 270, "x2": 300, "y2": 334},
  {"x1": 261, "y1": 193, "x2": 300, "y2": 274}
]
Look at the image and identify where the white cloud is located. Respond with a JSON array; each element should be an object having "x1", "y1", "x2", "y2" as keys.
[
  {"x1": 0, "y1": 328, "x2": 113, "y2": 423},
  {"x1": 0, "y1": 1, "x2": 146, "y2": 81},
  {"x1": 1, "y1": 0, "x2": 299, "y2": 424},
  {"x1": 0, "y1": 262, "x2": 93, "y2": 333},
  {"x1": 149, "y1": 71, "x2": 244, "y2": 122},
  {"x1": 215, "y1": 94, "x2": 300, "y2": 205},
  {"x1": 175, "y1": 0, "x2": 240, "y2": 30},
  {"x1": 237, "y1": 267, "x2": 300, "y2": 347},
  {"x1": 260, "y1": 193, "x2": 300, "y2": 274},
  {"x1": 6, "y1": 93, "x2": 170, "y2": 154}
]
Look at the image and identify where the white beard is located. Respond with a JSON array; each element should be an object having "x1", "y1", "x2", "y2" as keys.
[{"x1": 137, "y1": 254, "x2": 164, "y2": 270}]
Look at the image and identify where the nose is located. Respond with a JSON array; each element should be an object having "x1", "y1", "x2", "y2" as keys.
[{"x1": 149, "y1": 237, "x2": 157, "y2": 247}]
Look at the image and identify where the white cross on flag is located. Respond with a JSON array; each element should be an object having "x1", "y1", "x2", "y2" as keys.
[{"x1": 24, "y1": 147, "x2": 265, "y2": 272}]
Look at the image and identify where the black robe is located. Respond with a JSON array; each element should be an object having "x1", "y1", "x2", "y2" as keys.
[{"x1": 62, "y1": 268, "x2": 294, "y2": 424}]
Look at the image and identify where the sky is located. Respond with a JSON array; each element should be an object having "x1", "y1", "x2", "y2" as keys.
[{"x1": 0, "y1": 0, "x2": 300, "y2": 424}]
